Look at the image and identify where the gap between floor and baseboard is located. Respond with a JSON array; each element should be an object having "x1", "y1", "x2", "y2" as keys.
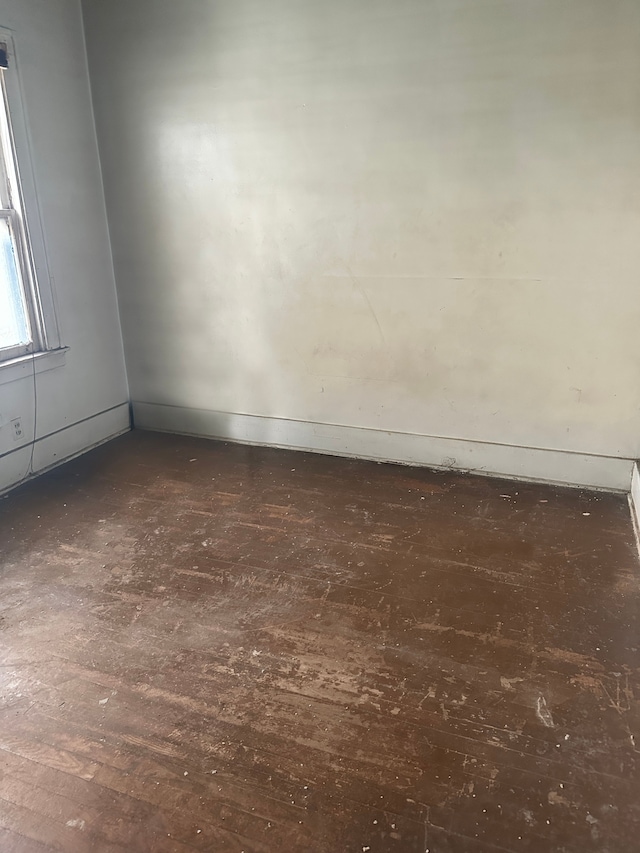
[
  {"x1": 131, "y1": 401, "x2": 635, "y2": 494},
  {"x1": 0, "y1": 401, "x2": 131, "y2": 497}
]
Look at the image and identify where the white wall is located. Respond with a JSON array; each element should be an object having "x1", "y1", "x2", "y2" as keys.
[
  {"x1": 0, "y1": 0, "x2": 129, "y2": 493},
  {"x1": 82, "y1": 0, "x2": 640, "y2": 488}
]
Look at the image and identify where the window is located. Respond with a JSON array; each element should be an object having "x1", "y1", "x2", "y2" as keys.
[{"x1": 0, "y1": 34, "x2": 60, "y2": 366}]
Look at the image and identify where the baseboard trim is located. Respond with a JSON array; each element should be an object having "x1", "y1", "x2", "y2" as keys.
[
  {"x1": 630, "y1": 463, "x2": 640, "y2": 554},
  {"x1": 132, "y1": 401, "x2": 633, "y2": 492},
  {"x1": 0, "y1": 402, "x2": 131, "y2": 496}
]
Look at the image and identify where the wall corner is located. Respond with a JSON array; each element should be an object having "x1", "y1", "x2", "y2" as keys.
[{"x1": 629, "y1": 462, "x2": 640, "y2": 559}]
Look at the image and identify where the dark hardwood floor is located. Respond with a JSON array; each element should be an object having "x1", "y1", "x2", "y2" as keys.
[{"x1": 0, "y1": 430, "x2": 638, "y2": 852}]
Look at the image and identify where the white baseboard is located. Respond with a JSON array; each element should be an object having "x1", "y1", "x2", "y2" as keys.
[
  {"x1": 630, "y1": 463, "x2": 640, "y2": 553},
  {"x1": 132, "y1": 401, "x2": 634, "y2": 492},
  {"x1": 0, "y1": 402, "x2": 130, "y2": 495},
  {"x1": 0, "y1": 445, "x2": 32, "y2": 495}
]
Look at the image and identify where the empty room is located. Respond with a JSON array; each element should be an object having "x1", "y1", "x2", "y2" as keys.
[{"x1": 0, "y1": 0, "x2": 639, "y2": 851}]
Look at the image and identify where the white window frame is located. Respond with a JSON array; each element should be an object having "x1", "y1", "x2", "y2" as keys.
[{"x1": 0, "y1": 29, "x2": 61, "y2": 368}]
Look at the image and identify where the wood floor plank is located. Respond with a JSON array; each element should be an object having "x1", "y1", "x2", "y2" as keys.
[{"x1": 0, "y1": 431, "x2": 638, "y2": 851}]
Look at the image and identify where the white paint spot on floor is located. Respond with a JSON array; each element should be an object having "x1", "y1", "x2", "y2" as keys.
[
  {"x1": 500, "y1": 676, "x2": 524, "y2": 691},
  {"x1": 536, "y1": 695, "x2": 555, "y2": 728},
  {"x1": 66, "y1": 819, "x2": 86, "y2": 831}
]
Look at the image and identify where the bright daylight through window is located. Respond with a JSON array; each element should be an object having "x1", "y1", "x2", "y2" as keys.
[{"x1": 0, "y1": 40, "x2": 45, "y2": 363}]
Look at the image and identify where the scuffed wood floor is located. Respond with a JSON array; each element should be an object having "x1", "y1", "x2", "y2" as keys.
[{"x1": 0, "y1": 431, "x2": 639, "y2": 852}]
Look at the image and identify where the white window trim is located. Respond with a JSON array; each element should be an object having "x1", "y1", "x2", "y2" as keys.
[
  {"x1": 0, "y1": 28, "x2": 63, "y2": 369},
  {"x1": 0, "y1": 346, "x2": 67, "y2": 386}
]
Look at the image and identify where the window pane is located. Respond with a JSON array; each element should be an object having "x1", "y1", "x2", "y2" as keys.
[{"x1": 0, "y1": 217, "x2": 30, "y2": 350}]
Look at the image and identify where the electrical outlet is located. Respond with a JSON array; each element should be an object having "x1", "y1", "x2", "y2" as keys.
[{"x1": 11, "y1": 417, "x2": 24, "y2": 442}]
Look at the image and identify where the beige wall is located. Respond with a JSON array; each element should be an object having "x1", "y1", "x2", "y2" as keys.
[
  {"x1": 0, "y1": 0, "x2": 129, "y2": 493},
  {"x1": 82, "y1": 0, "x2": 640, "y2": 468}
]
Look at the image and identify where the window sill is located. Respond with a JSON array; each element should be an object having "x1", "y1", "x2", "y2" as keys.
[{"x1": 0, "y1": 347, "x2": 68, "y2": 386}]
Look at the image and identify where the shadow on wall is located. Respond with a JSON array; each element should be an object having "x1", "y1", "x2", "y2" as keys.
[{"x1": 87, "y1": 0, "x2": 300, "y2": 420}]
